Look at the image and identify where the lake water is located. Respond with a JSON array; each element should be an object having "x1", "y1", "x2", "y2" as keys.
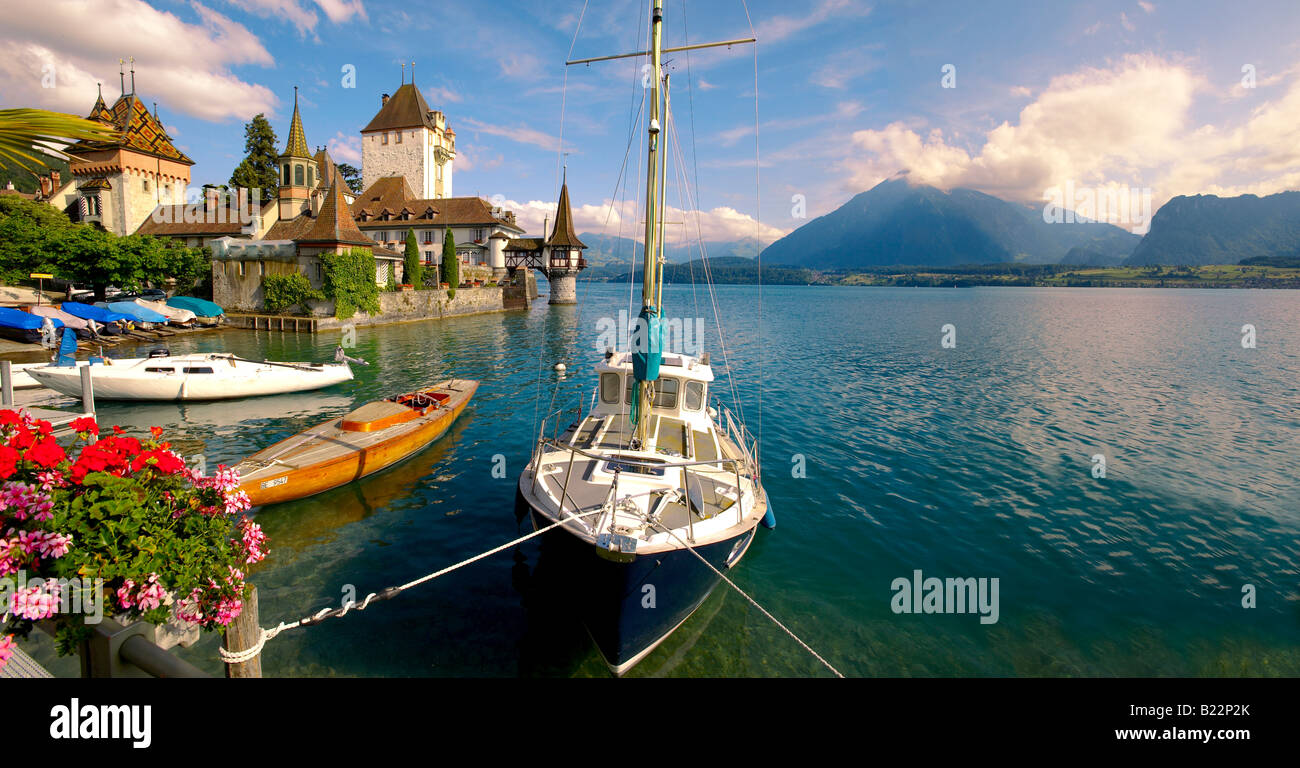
[{"x1": 26, "y1": 284, "x2": 1300, "y2": 676}]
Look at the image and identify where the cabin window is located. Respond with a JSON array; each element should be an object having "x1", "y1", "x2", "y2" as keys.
[
  {"x1": 144, "y1": 367, "x2": 175, "y2": 374},
  {"x1": 600, "y1": 373, "x2": 621, "y2": 404},
  {"x1": 183, "y1": 367, "x2": 215, "y2": 374},
  {"x1": 684, "y1": 381, "x2": 705, "y2": 411},
  {"x1": 652, "y1": 377, "x2": 679, "y2": 409}
]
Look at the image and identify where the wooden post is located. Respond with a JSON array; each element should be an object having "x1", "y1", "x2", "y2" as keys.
[
  {"x1": 1, "y1": 360, "x2": 12, "y2": 407},
  {"x1": 78, "y1": 364, "x2": 94, "y2": 417},
  {"x1": 223, "y1": 584, "x2": 263, "y2": 678}
]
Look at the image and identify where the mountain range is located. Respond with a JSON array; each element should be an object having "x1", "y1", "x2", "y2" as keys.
[
  {"x1": 759, "y1": 178, "x2": 1140, "y2": 268},
  {"x1": 576, "y1": 180, "x2": 1300, "y2": 271},
  {"x1": 1123, "y1": 191, "x2": 1300, "y2": 265}
]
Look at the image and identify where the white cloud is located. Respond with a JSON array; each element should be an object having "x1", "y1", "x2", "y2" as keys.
[
  {"x1": 812, "y1": 48, "x2": 879, "y2": 89},
  {"x1": 313, "y1": 0, "x2": 366, "y2": 24},
  {"x1": 756, "y1": 0, "x2": 871, "y2": 44},
  {"x1": 327, "y1": 132, "x2": 362, "y2": 165},
  {"x1": 225, "y1": 0, "x2": 318, "y2": 35},
  {"x1": 0, "y1": 0, "x2": 276, "y2": 121},
  {"x1": 839, "y1": 54, "x2": 1300, "y2": 208},
  {"x1": 460, "y1": 117, "x2": 562, "y2": 152},
  {"x1": 1120, "y1": 12, "x2": 1136, "y2": 32},
  {"x1": 1138, "y1": 1, "x2": 1156, "y2": 14},
  {"x1": 425, "y1": 84, "x2": 462, "y2": 105}
]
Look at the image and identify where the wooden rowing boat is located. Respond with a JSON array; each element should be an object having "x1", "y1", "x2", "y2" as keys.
[{"x1": 234, "y1": 379, "x2": 479, "y2": 507}]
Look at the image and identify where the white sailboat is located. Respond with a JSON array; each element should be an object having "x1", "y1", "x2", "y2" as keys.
[
  {"x1": 516, "y1": 1, "x2": 770, "y2": 675},
  {"x1": 27, "y1": 350, "x2": 353, "y2": 401}
]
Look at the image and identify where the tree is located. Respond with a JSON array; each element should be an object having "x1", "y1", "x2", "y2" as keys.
[
  {"x1": 229, "y1": 114, "x2": 278, "y2": 203},
  {"x1": 0, "y1": 195, "x2": 71, "y2": 283},
  {"x1": 442, "y1": 229, "x2": 458, "y2": 299},
  {"x1": 403, "y1": 228, "x2": 422, "y2": 287},
  {"x1": 337, "y1": 163, "x2": 363, "y2": 194}
]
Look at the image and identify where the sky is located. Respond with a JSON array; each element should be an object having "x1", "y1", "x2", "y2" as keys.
[{"x1": 3, "y1": 0, "x2": 1300, "y2": 246}]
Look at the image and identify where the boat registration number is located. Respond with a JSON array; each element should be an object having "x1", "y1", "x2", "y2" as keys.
[{"x1": 261, "y1": 476, "x2": 288, "y2": 489}]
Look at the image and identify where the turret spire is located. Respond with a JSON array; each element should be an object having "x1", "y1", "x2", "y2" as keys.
[{"x1": 283, "y1": 86, "x2": 311, "y2": 159}]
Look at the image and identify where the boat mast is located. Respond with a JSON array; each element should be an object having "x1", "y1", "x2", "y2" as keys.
[
  {"x1": 633, "y1": 0, "x2": 665, "y2": 447},
  {"x1": 560, "y1": 2, "x2": 753, "y2": 447}
]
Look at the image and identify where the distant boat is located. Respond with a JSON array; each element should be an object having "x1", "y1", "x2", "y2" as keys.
[
  {"x1": 134, "y1": 298, "x2": 195, "y2": 327},
  {"x1": 234, "y1": 380, "x2": 478, "y2": 506},
  {"x1": 26, "y1": 350, "x2": 354, "y2": 401},
  {"x1": 29, "y1": 305, "x2": 94, "y2": 339},
  {"x1": 60, "y1": 302, "x2": 135, "y2": 334},
  {"x1": 167, "y1": 296, "x2": 224, "y2": 326},
  {"x1": 0, "y1": 307, "x2": 62, "y2": 344},
  {"x1": 99, "y1": 301, "x2": 168, "y2": 327}
]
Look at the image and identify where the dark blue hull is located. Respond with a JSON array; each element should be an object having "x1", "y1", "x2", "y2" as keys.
[{"x1": 521, "y1": 491, "x2": 756, "y2": 674}]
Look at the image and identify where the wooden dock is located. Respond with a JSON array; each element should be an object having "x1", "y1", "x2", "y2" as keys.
[
  {"x1": 226, "y1": 314, "x2": 320, "y2": 332},
  {"x1": 0, "y1": 360, "x2": 95, "y2": 432}
]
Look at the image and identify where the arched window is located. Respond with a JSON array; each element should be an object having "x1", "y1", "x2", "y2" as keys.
[
  {"x1": 282, "y1": 164, "x2": 289, "y2": 185},
  {"x1": 294, "y1": 164, "x2": 304, "y2": 186},
  {"x1": 308, "y1": 166, "x2": 314, "y2": 187}
]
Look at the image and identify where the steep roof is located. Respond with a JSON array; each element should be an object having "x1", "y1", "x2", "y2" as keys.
[
  {"x1": 546, "y1": 182, "x2": 585, "y2": 248},
  {"x1": 134, "y1": 201, "x2": 247, "y2": 237},
  {"x1": 282, "y1": 89, "x2": 311, "y2": 159},
  {"x1": 312, "y1": 147, "x2": 345, "y2": 191},
  {"x1": 297, "y1": 183, "x2": 374, "y2": 247},
  {"x1": 352, "y1": 176, "x2": 418, "y2": 218},
  {"x1": 362, "y1": 83, "x2": 437, "y2": 133},
  {"x1": 506, "y1": 237, "x2": 544, "y2": 252},
  {"x1": 66, "y1": 92, "x2": 194, "y2": 165}
]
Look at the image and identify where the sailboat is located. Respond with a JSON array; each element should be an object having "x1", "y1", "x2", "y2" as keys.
[{"x1": 516, "y1": 1, "x2": 771, "y2": 675}]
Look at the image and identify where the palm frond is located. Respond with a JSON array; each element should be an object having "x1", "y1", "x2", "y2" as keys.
[{"x1": 0, "y1": 108, "x2": 118, "y2": 173}]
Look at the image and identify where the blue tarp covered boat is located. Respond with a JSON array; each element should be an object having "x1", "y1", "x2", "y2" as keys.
[
  {"x1": 102, "y1": 301, "x2": 168, "y2": 324},
  {"x1": 166, "y1": 296, "x2": 224, "y2": 324},
  {"x1": 0, "y1": 307, "x2": 63, "y2": 343},
  {"x1": 61, "y1": 301, "x2": 134, "y2": 325}
]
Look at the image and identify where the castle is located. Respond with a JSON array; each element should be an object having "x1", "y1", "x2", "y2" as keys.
[{"x1": 44, "y1": 71, "x2": 586, "y2": 312}]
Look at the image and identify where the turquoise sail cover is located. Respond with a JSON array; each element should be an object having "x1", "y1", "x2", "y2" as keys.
[{"x1": 631, "y1": 308, "x2": 665, "y2": 382}]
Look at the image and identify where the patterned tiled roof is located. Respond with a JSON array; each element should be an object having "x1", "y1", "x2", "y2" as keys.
[
  {"x1": 283, "y1": 89, "x2": 311, "y2": 159},
  {"x1": 67, "y1": 93, "x2": 193, "y2": 165}
]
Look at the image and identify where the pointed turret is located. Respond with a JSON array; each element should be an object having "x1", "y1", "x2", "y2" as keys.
[
  {"x1": 546, "y1": 179, "x2": 586, "y2": 249},
  {"x1": 541, "y1": 177, "x2": 586, "y2": 304},
  {"x1": 277, "y1": 87, "x2": 316, "y2": 219},
  {"x1": 283, "y1": 87, "x2": 311, "y2": 159}
]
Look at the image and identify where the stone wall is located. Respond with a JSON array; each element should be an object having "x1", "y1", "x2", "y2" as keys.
[{"x1": 314, "y1": 284, "x2": 530, "y2": 331}]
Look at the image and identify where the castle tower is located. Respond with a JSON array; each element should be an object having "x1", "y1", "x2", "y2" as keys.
[
  {"x1": 542, "y1": 178, "x2": 586, "y2": 304},
  {"x1": 277, "y1": 87, "x2": 315, "y2": 221},
  {"x1": 360, "y1": 76, "x2": 455, "y2": 199},
  {"x1": 62, "y1": 66, "x2": 193, "y2": 235}
]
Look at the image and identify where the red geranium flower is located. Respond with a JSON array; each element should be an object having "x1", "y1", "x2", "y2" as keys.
[
  {"x1": 70, "y1": 417, "x2": 99, "y2": 436},
  {"x1": 0, "y1": 444, "x2": 18, "y2": 479},
  {"x1": 25, "y1": 439, "x2": 66, "y2": 470}
]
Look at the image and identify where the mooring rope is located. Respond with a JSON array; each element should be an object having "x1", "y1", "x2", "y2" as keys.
[
  {"x1": 218, "y1": 509, "x2": 602, "y2": 665},
  {"x1": 650, "y1": 520, "x2": 845, "y2": 678}
]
